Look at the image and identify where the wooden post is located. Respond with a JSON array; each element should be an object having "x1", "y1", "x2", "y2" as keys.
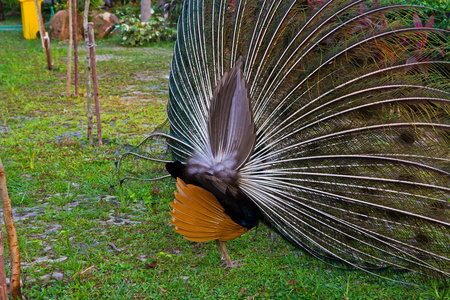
[
  {"x1": 83, "y1": 0, "x2": 93, "y2": 146},
  {"x1": 73, "y1": 0, "x2": 79, "y2": 95},
  {"x1": 0, "y1": 159, "x2": 21, "y2": 300},
  {"x1": 34, "y1": 0, "x2": 53, "y2": 70},
  {"x1": 67, "y1": 0, "x2": 73, "y2": 95},
  {"x1": 43, "y1": 33, "x2": 53, "y2": 71},
  {"x1": 88, "y1": 22, "x2": 103, "y2": 147}
]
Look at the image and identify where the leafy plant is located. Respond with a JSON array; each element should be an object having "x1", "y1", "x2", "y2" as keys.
[
  {"x1": 117, "y1": 15, "x2": 177, "y2": 46},
  {"x1": 113, "y1": 1, "x2": 140, "y2": 19},
  {"x1": 53, "y1": 0, "x2": 103, "y2": 14},
  {"x1": 384, "y1": 0, "x2": 450, "y2": 29},
  {"x1": 26, "y1": 139, "x2": 37, "y2": 170},
  {"x1": 155, "y1": 0, "x2": 183, "y2": 26},
  {"x1": 2, "y1": 0, "x2": 20, "y2": 13}
]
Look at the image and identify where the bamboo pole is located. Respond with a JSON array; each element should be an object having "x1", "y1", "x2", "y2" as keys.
[
  {"x1": 88, "y1": 22, "x2": 103, "y2": 147},
  {"x1": 83, "y1": 0, "x2": 93, "y2": 145},
  {"x1": 73, "y1": 0, "x2": 79, "y2": 95},
  {"x1": 67, "y1": 0, "x2": 73, "y2": 95},
  {"x1": 0, "y1": 159, "x2": 21, "y2": 300}
]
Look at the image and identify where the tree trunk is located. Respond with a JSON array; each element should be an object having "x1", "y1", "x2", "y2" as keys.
[
  {"x1": 73, "y1": 0, "x2": 79, "y2": 95},
  {"x1": 88, "y1": 22, "x2": 103, "y2": 147},
  {"x1": 67, "y1": 0, "x2": 73, "y2": 95},
  {"x1": 141, "y1": 0, "x2": 152, "y2": 23},
  {"x1": 83, "y1": 0, "x2": 93, "y2": 146},
  {"x1": 0, "y1": 159, "x2": 21, "y2": 300}
]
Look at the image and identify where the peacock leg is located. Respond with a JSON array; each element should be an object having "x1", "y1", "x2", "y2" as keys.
[{"x1": 215, "y1": 240, "x2": 233, "y2": 267}]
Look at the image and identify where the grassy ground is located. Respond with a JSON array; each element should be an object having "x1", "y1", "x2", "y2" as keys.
[{"x1": 0, "y1": 21, "x2": 449, "y2": 299}]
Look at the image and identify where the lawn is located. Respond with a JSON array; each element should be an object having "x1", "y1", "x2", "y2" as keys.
[{"x1": 0, "y1": 24, "x2": 448, "y2": 299}]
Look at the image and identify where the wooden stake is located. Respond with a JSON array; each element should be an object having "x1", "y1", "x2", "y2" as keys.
[
  {"x1": 83, "y1": 0, "x2": 93, "y2": 146},
  {"x1": 88, "y1": 22, "x2": 102, "y2": 147},
  {"x1": 0, "y1": 159, "x2": 22, "y2": 300},
  {"x1": 73, "y1": 0, "x2": 79, "y2": 95},
  {"x1": 34, "y1": 0, "x2": 53, "y2": 70},
  {"x1": 67, "y1": 0, "x2": 73, "y2": 95},
  {"x1": 43, "y1": 33, "x2": 53, "y2": 71}
]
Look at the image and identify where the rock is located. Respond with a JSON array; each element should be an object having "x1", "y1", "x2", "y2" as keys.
[
  {"x1": 52, "y1": 272, "x2": 64, "y2": 281},
  {"x1": 49, "y1": 10, "x2": 84, "y2": 41},
  {"x1": 137, "y1": 255, "x2": 147, "y2": 262},
  {"x1": 92, "y1": 12, "x2": 120, "y2": 38},
  {"x1": 39, "y1": 274, "x2": 51, "y2": 284},
  {"x1": 22, "y1": 256, "x2": 68, "y2": 269}
]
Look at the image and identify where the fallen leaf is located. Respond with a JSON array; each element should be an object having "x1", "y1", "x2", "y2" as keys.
[{"x1": 145, "y1": 261, "x2": 158, "y2": 269}]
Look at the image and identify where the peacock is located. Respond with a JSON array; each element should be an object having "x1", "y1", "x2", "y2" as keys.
[{"x1": 118, "y1": 0, "x2": 450, "y2": 284}]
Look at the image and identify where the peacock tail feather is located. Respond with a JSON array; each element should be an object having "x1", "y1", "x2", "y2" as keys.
[{"x1": 119, "y1": 0, "x2": 450, "y2": 283}]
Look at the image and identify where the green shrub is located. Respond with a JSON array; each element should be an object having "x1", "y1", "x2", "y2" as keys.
[
  {"x1": 3, "y1": 0, "x2": 20, "y2": 14},
  {"x1": 384, "y1": 0, "x2": 450, "y2": 29},
  {"x1": 53, "y1": 0, "x2": 103, "y2": 13},
  {"x1": 117, "y1": 15, "x2": 177, "y2": 46},
  {"x1": 113, "y1": 1, "x2": 140, "y2": 19}
]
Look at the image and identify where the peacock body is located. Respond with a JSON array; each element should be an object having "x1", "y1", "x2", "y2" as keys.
[{"x1": 119, "y1": 0, "x2": 450, "y2": 283}]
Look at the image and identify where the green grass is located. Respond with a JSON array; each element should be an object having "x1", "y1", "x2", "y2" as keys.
[{"x1": 0, "y1": 23, "x2": 449, "y2": 300}]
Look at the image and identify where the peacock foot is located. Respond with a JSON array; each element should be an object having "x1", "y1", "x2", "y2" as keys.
[{"x1": 215, "y1": 240, "x2": 244, "y2": 268}]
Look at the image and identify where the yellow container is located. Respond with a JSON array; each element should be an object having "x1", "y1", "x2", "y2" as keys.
[{"x1": 18, "y1": 0, "x2": 43, "y2": 39}]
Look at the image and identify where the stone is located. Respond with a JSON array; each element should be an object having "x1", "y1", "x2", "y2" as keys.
[
  {"x1": 92, "y1": 12, "x2": 120, "y2": 39},
  {"x1": 138, "y1": 255, "x2": 147, "y2": 262},
  {"x1": 39, "y1": 274, "x2": 51, "y2": 284},
  {"x1": 52, "y1": 272, "x2": 64, "y2": 281},
  {"x1": 49, "y1": 10, "x2": 84, "y2": 41}
]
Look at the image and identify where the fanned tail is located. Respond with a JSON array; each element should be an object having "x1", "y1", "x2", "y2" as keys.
[{"x1": 127, "y1": 0, "x2": 450, "y2": 283}]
